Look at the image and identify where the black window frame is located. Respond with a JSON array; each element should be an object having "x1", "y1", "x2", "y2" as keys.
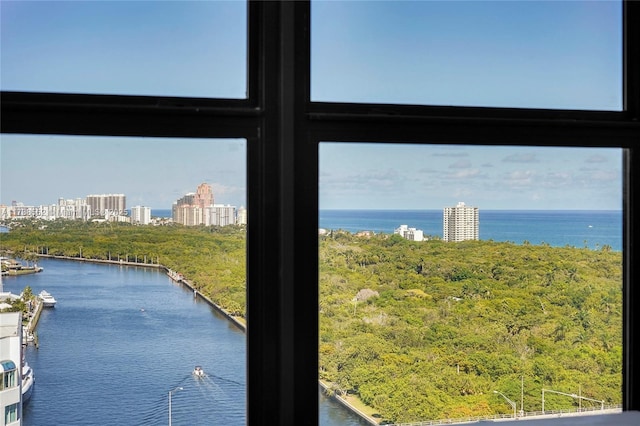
[{"x1": 1, "y1": 1, "x2": 638, "y2": 424}]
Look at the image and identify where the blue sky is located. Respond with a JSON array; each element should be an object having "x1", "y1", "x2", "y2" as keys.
[
  {"x1": 0, "y1": 1, "x2": 623, "y2": 210},
  {"x1": 312, "y1": 1, "x2": 622, "y2": 109},
  {"x1": 0, "y1": 135, "x2": 247, "y2": 209},
  {"x1": 319, "y1": 144, "x2": 622, "y2": 210}
]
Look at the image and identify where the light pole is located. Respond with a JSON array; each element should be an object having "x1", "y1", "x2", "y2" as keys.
[
  {"x1": 542, "y1": 388, "x2": 604, "y2": 414},
  {"x1": 494, "y1": 390, "x2": 517, "y2": 418},
  {"x1": 169, "y1": 386, "x2": 183, "y2": 426}
]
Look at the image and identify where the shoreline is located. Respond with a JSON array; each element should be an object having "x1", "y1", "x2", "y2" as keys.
[
  {"x1": 35, "y1": 254, "x2": 380, "y2": 425},
  {"x1": 36, "y1": 254, "x2": 247, "y2": 331}
]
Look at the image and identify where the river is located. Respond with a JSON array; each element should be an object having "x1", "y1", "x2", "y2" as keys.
[{"x1": 2, "y1": 258, "x2": 367, "y2": 425}]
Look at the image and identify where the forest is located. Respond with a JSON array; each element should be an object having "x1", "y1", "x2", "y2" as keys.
[
  {"x1": 0, "y1": 220, "x2": 622, "y2": 423},
  {"x1": 0, "y1": 219, "x2": 246, "y2": 316}
]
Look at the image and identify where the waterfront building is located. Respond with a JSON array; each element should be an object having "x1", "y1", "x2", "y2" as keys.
[
  {"x1": 394, "y1": 224, "x2": 424, "y2": 241},
  {"x1": 0, "y1": 312, "x2": 23, "y2": 426},
  {"x1": 443, "y1": 202, "x2": 479, "y2": 242},
  {"x1": 130, "y1": 206, "x2": 151, "y2": 225}
]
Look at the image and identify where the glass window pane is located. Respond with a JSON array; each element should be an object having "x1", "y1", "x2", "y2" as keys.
[
  {"x1": 312, "y1": 1, "x2": 622, "y2": 110},
  {"x1": 0, "y1": 135, "x2": 246, "y2": 424},
  {"x1": 319, "y1": 143, "x2": 623, "y2": 425},
  {"x1": 0, "y1": 1, "x2": 247, "y2": 98}
]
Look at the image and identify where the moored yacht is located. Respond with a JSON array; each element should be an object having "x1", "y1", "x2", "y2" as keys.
[
  {"x1": 22, "y1": 362, "x2": 34, "y2": 403},
  {"x1": 38, "y1": 290, "x2": 57, "y2": 308}
]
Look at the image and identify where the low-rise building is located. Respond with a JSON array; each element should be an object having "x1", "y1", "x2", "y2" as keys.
[{"x1": 394, "y1": 224, "x2": 424, "y2": 241}]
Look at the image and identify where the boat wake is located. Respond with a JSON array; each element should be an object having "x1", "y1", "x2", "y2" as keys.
[{"x1": 135, "y1": 371, "x2": 245, "y2": 426}]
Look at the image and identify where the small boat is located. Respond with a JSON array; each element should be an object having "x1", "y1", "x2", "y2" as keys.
[
  {"x1": 22, "y1": 362, "x2": 34, "y2": 403},
  {"x1": 193, "y1": 365, "x2": 205, "y2": 378},
  {"x1": 38, "y1": 290, "x2": 57, "y2": 308}
]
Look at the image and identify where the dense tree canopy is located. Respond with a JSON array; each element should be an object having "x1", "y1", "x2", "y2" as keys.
[
  {"x1": 319, "y1": 231, "x2": 622, "y2": 422},
  {"x1": 0, "y1": 220, "x2": 247, "y2": 316},
  {"x1": 1, "y1": 220, "x2": 622, "y2": 423}
]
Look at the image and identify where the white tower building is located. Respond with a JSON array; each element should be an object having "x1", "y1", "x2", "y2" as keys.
[
  {"x1": 131, "y1": 206, "x2": 151, "y2": 225},
  {"x1": 443, "y1": 202, "x2": 479, "y2": 242}
]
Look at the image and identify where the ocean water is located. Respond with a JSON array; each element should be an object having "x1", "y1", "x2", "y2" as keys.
[
  {"x1": 319, "y1": 209, "x2": 622, "y2": 252},
  {"x1": 152, "y1": 209, "x2": 172, "y2": 218}
]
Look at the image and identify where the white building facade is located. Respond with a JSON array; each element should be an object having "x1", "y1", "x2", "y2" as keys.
[
  {"x1": 394, "y1": 224, "x2": 424, "y2": 242},
  {"x1": 236, "y1": 207, "x2": 247, "y2": 226},
  {"x1": 443, "y1": 202, "x2": 479, "y2": 242},
  {"x1": 130, "y1": 206, "x2": 152, "y2": 225},
  {"x1": 205, "y1": 204, "x2": 237, "y2": 227},
  {"x1": 0, "y1": 312, "x2": 23, "y2": 426}
]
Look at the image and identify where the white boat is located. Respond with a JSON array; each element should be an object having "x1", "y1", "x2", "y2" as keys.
[
  {"x1": 193, "y1": 365, "x2": 205, "y2": 378},
  {"x1": 22, "y1": 362, "x2": 34, "y2": 403},
  {"x1": 38, "y1": 290, "x2": 57, "y2": 308}
]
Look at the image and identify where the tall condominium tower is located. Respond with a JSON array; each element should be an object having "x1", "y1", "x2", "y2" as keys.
[
  {"x1": 131, "y1": 206, "x2": 152, "y2": 225},
  {"x1": 443, "y1": 202, "x2": 479, "y2": 242},
  {"x1": 194, "y1": 182, "x2": 214, "y2": 208},
  {"x1": 172, "y1": 183, "x2": 215, "y2": 226},
  {"x1": 86, "y1": 194, "x2": 126, "y2": 217}
]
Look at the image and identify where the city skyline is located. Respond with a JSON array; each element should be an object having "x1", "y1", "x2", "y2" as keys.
[
  {"x1": 0, "y1": 135, "x2": 246, "y2": 210},
  {"x1": 1, "y1": 139, "x2": 623, "y2": 212}
]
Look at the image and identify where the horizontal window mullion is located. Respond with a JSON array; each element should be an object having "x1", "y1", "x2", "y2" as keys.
[
  {"x1": 0, "y1": 91, "x2": 260, "y2": 115},
  {"x1": 307, "y1": 101, "x2": 635, "y2": 124},
  {"x1": 1, "y1": 92, "x2": 262, "y2": 139}
]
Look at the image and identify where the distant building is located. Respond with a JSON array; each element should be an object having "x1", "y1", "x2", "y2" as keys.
[
  {"x1": 443, "y1": 202, "x2": 479, "y2": 242},
  {"x1": 86, "y1": 194, "x2": 126, "y2": 218},
  {"x1": 130, "y1": 206, "x2": 151, "y2": 225},
  {"x1": 0, "y1": 312, "x2": 23, "y2": 425},
  {"x1": 394, "y1": 224, "x2": 424, "y2": 242},
  {"x1": 194, "y1": 183, "x2": 214, "y2": 209},
  {"x1": 236, "y1": 207, "x2": 247, "y2": 225},
  {"x1": 205, "y1": 204, "x2": 237, "y2": 227},
  {"x1": 172, "y1": 204, "x2": 204, "y2": 226}
]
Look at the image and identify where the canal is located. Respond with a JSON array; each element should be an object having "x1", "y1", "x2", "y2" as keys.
[{"x1": 2, "y1": 258, "x2": 368, "y2": 425}]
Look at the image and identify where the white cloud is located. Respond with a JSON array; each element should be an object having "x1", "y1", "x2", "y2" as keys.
[
  {"x1": 448, "y1": 159, "x2": 472, "y2": 169},
  {"x1": 585, "y1": 154, "x2": 608, "y2": 164},
  {"x1": 502, "y1": 153, "x2": 538, "y2": 163}
]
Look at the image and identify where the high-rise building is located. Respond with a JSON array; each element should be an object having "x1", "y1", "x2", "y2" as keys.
[
  {"x1": 194, "y1": 182, "x2": 214, "y2": 209},
  {"x1": 131, "y1": 206, "x2": 151, "y2": 225},
  {"x1": 206, "y1": 204, "x2": 237, "y2": 226},
  {"x1": 443, "y1": 202, "x2": 479, "y2": 242},
  {"x1": 236, "y1": 207, "x2": 247, "y2": 225},
  {"x1": 86, "y1": 194, "x2": 126, "y2": 217},
  {"x1": 172, "y1": 183, "x2": 214, "y2": 226}
]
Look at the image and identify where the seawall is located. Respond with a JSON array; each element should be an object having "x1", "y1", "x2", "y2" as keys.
[
  {"x1": 36, "y1": 254, "x2": 377, "y2": 425},
  {"x1": 166, "y1": 270, "x2": 246, "y2": 332},
  {"x1": 37, "y1": 254, "x2": 164, "y2": 269},
  {"x1": 37, "y1": 254, "x2": 246, "y2": 332}
]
